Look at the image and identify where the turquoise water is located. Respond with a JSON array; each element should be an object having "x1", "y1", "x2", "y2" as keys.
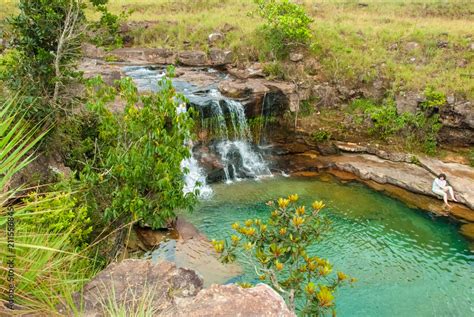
[{"x1": 184, "y1": 176, "x2": 474, "y2": 317}]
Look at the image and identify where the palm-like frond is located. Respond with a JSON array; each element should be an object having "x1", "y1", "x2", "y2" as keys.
[{"x1": 0, "y1": 97, "x2": 48, "y2": 194}]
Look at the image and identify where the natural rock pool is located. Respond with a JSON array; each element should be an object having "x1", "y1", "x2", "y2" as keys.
[{"x1": 183, "y1": 176, "x2": 473, "y2": 316}]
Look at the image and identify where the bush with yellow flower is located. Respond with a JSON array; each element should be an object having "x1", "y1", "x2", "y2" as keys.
[{"x1": 212, "y1": 194, "x2": 354, "y2": 316}]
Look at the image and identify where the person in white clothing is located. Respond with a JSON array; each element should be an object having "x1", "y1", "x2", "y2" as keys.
[{"x1": 432, "y1": 173, "x2": 457, "y2": 207}]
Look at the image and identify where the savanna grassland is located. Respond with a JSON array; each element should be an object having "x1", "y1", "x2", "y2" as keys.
[
  {"x1": 1, "y1": 1, "x2": 473, "y2": 98},
  {"x1": 101, "y1": 0, "x2": 474, "y2": 99}
]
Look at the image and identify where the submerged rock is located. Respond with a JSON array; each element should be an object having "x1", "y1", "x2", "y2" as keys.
[{"x1": 70, "y1": 260, "x2": 293, "y2": 316}]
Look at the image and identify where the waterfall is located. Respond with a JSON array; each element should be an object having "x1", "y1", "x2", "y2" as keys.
[
  {"x1": 123, "y1": 66, "x2": 272, "y2": 193},
  {"x1": 203, "y1": 90, "x2": 271, "y2": 183},
  {"x1": 181, "y1": 156, "x2": 213, "y2": 198}
]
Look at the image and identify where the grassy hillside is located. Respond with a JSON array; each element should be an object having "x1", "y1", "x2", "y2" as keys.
[
  {"x1": 105, "y1": 0, "x2": 474, "y2": 99},
  {"x1": 1, "y1": 0, "x2": 473, "y2": 99}
]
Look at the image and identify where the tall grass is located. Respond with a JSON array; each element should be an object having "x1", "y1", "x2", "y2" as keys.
[
  {"x1": 0, "y1": 98, "x2": 99, "y2": 314},
  {"x1": 97, "y1": 285, "x2": 158, "y2": 317}
]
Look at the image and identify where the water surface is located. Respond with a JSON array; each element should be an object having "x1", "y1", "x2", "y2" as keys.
[{"x1": 184, "y1": 177, "x2": 474, "y2": 317}]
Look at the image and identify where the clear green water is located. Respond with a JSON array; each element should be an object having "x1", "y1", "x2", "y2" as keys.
[{"x1": 184, "y1": 176, "x2": 474, "y2": 317}]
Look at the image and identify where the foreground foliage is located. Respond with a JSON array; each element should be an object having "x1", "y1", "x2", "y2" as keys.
[
  {"x1": 80, "y1": 70, "x2": 197, "y2": 229},
  {"x1": 213, "y1": 195, "x2": 353, "y2": 315},
  {"x1": 0, "y1": 98, "x2": 98, "y2": 313}
]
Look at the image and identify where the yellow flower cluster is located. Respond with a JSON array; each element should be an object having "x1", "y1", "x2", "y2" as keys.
[
  {"x1": 211, "y1": 240, "x2": 225, "y2": 253},
  {"x1": 316, "y1": 286, "x2": 334, "y2": 307},
  {"x1": 292, "y1": 215, "x2": 305, "y2": 227},
  {"x1": 312, "y1": 200, "x2": 325, "y2": 211},
  {"x1": 278, "y1": 197, "x2": 290, "y2": 209},
  {"x1": 240, "y1": 227, "x2": 256, "y2": 236},
  {"x1": 296, "y1": 206, "x2": 305, "y2": 215},
  {"x1": 288, "y1": 194, "x2": 299, "y2": 202}
]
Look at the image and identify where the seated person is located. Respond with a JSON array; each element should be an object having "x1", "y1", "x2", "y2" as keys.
[{"x1": 432, "y1": 173, "x2": 458, "y2": 208}]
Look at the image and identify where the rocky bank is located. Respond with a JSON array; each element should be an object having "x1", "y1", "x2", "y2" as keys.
[{"x1": 65, "y1": 259, "x2": 294, "y2": 317}]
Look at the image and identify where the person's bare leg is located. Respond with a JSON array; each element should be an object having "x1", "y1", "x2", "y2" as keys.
[
  {"x1": 443, "y1": 192, "x2": 451, "y2": 207},
  {"x1": 447, "y1": 186, "x2": 457, "y2": 202}
]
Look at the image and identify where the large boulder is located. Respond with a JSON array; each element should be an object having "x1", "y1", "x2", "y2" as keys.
[
  {"x1": 178, "y1": 51, "x2": 209, "y2": 66},
  {"x1": 209, "y1": 48, "x2": 233, "y2": 66},
  {"x1": 68, "y1": 260, "x2": 294, "y2": 316}
]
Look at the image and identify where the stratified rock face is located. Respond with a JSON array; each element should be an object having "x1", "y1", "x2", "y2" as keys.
[
  {"x1": 395, "y1": 91, "x2": 423, "y2": 114},
  {"x1": 175, "y1": 284, "x2": 295, "y2": 317},
  {"x1": 71, "y1": 260, "x2": 294, "y2": 317},
  {"x1": 439, "y1": 100, "x2": 474, "y2": 146}
]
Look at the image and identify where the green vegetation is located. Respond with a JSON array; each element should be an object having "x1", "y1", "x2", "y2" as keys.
[
  {"x1": 89, "y1": 0, "x2": 128, "y2": 48},
  {"x1": 0, "y1": 0, "x2": 472, "y2": 314},
  {"x1": 213, "y1": 194, "x2": 352, "y2": 315},
  {"x1": 48, "y1": 0, "x2": 474, "y2": 99},
  {"x1": 420, "y1": 86, "x2": 447, "y2": 110},
  {"x1": 349, "y1": 97, "x2": 442, "y2": 155},
  {"x1": 0, "y1": 2, "x2": 198, "y2": 314},
  {"x1": 0, "y1": 0, "x2": 84, "y2": 122},
  {"x1": 98, "y1": 286, "x2": 157, "y2": 316},
  {"x1": 253, "y1": 0, "x2": 312, "y2": 58},
  {"x1": 0, "y1": 98, "x2": 97, "y2": 313},
  {"x1": 80, "y1": 73, "x2": 197, "y2": 229},
  {"x1": 312, "y1": 130, "x2": 332, "y2": 143}
]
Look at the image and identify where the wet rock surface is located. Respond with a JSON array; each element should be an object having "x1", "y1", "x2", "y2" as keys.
[{"x1": 70, "y1": 260, "x2": 293, "y2": 316}]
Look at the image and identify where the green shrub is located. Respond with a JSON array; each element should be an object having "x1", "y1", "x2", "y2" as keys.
[
  {"x1": 0, "y1": 96, "x2": 98, "y2": 313},
  {"x1": 89, "y1": 0, "x2": 129, "y2": 49},
  {"x1": 420, "y1": 86, "x2": 446, "y2": 110},
  {"x1": 350, "y1": 98, "x2": 442, "y2": 154},
  {"x1": 469, "y1": 149, "x2": 474, "y2": 167},
  {"x1": 20, "y1": 181, "x2": 92, "y2": 248},
  {"x1": 312, "y1": 130, "x2": 332, "y2": 142},
  {"x1": 213, "y1": 195, "x2": 353, "y2": 315},
  {"x1": 253, "y1": 0, "x2": 313, "y2": 58},
  {"x1": 81, "y1": 69, "x2": 198, "y2": 229}
]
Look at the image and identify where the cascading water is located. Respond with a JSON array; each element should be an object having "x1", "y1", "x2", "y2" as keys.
[
  {"x1": 197, "y1": 89, "x2": 272, "y2": 183},
  {"x1": 123, "y1": 66, "x2": 272, "y2": 195},
  {"x1": 180, "y1": 156, "x2": 213, "y2": 198}
]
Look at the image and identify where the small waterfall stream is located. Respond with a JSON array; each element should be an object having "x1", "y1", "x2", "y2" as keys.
[{"x1": 123, "y1": 66, "x2": 272, "y2": 197}]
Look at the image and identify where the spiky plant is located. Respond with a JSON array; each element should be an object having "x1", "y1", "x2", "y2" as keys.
[{"x1": 0, "y1": 98, "x2": 98, "y2": 314}]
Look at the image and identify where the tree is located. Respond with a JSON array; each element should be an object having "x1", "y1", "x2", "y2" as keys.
[
  {"x1": 80, "y1": 68, "x2": 198, "y2": 230},
  {"x1": 213, "y1": 194, "x2": 354, "y2": 315},
  {"x1": 0, "y1": 0, "x2": 86, "y2": 123}
]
